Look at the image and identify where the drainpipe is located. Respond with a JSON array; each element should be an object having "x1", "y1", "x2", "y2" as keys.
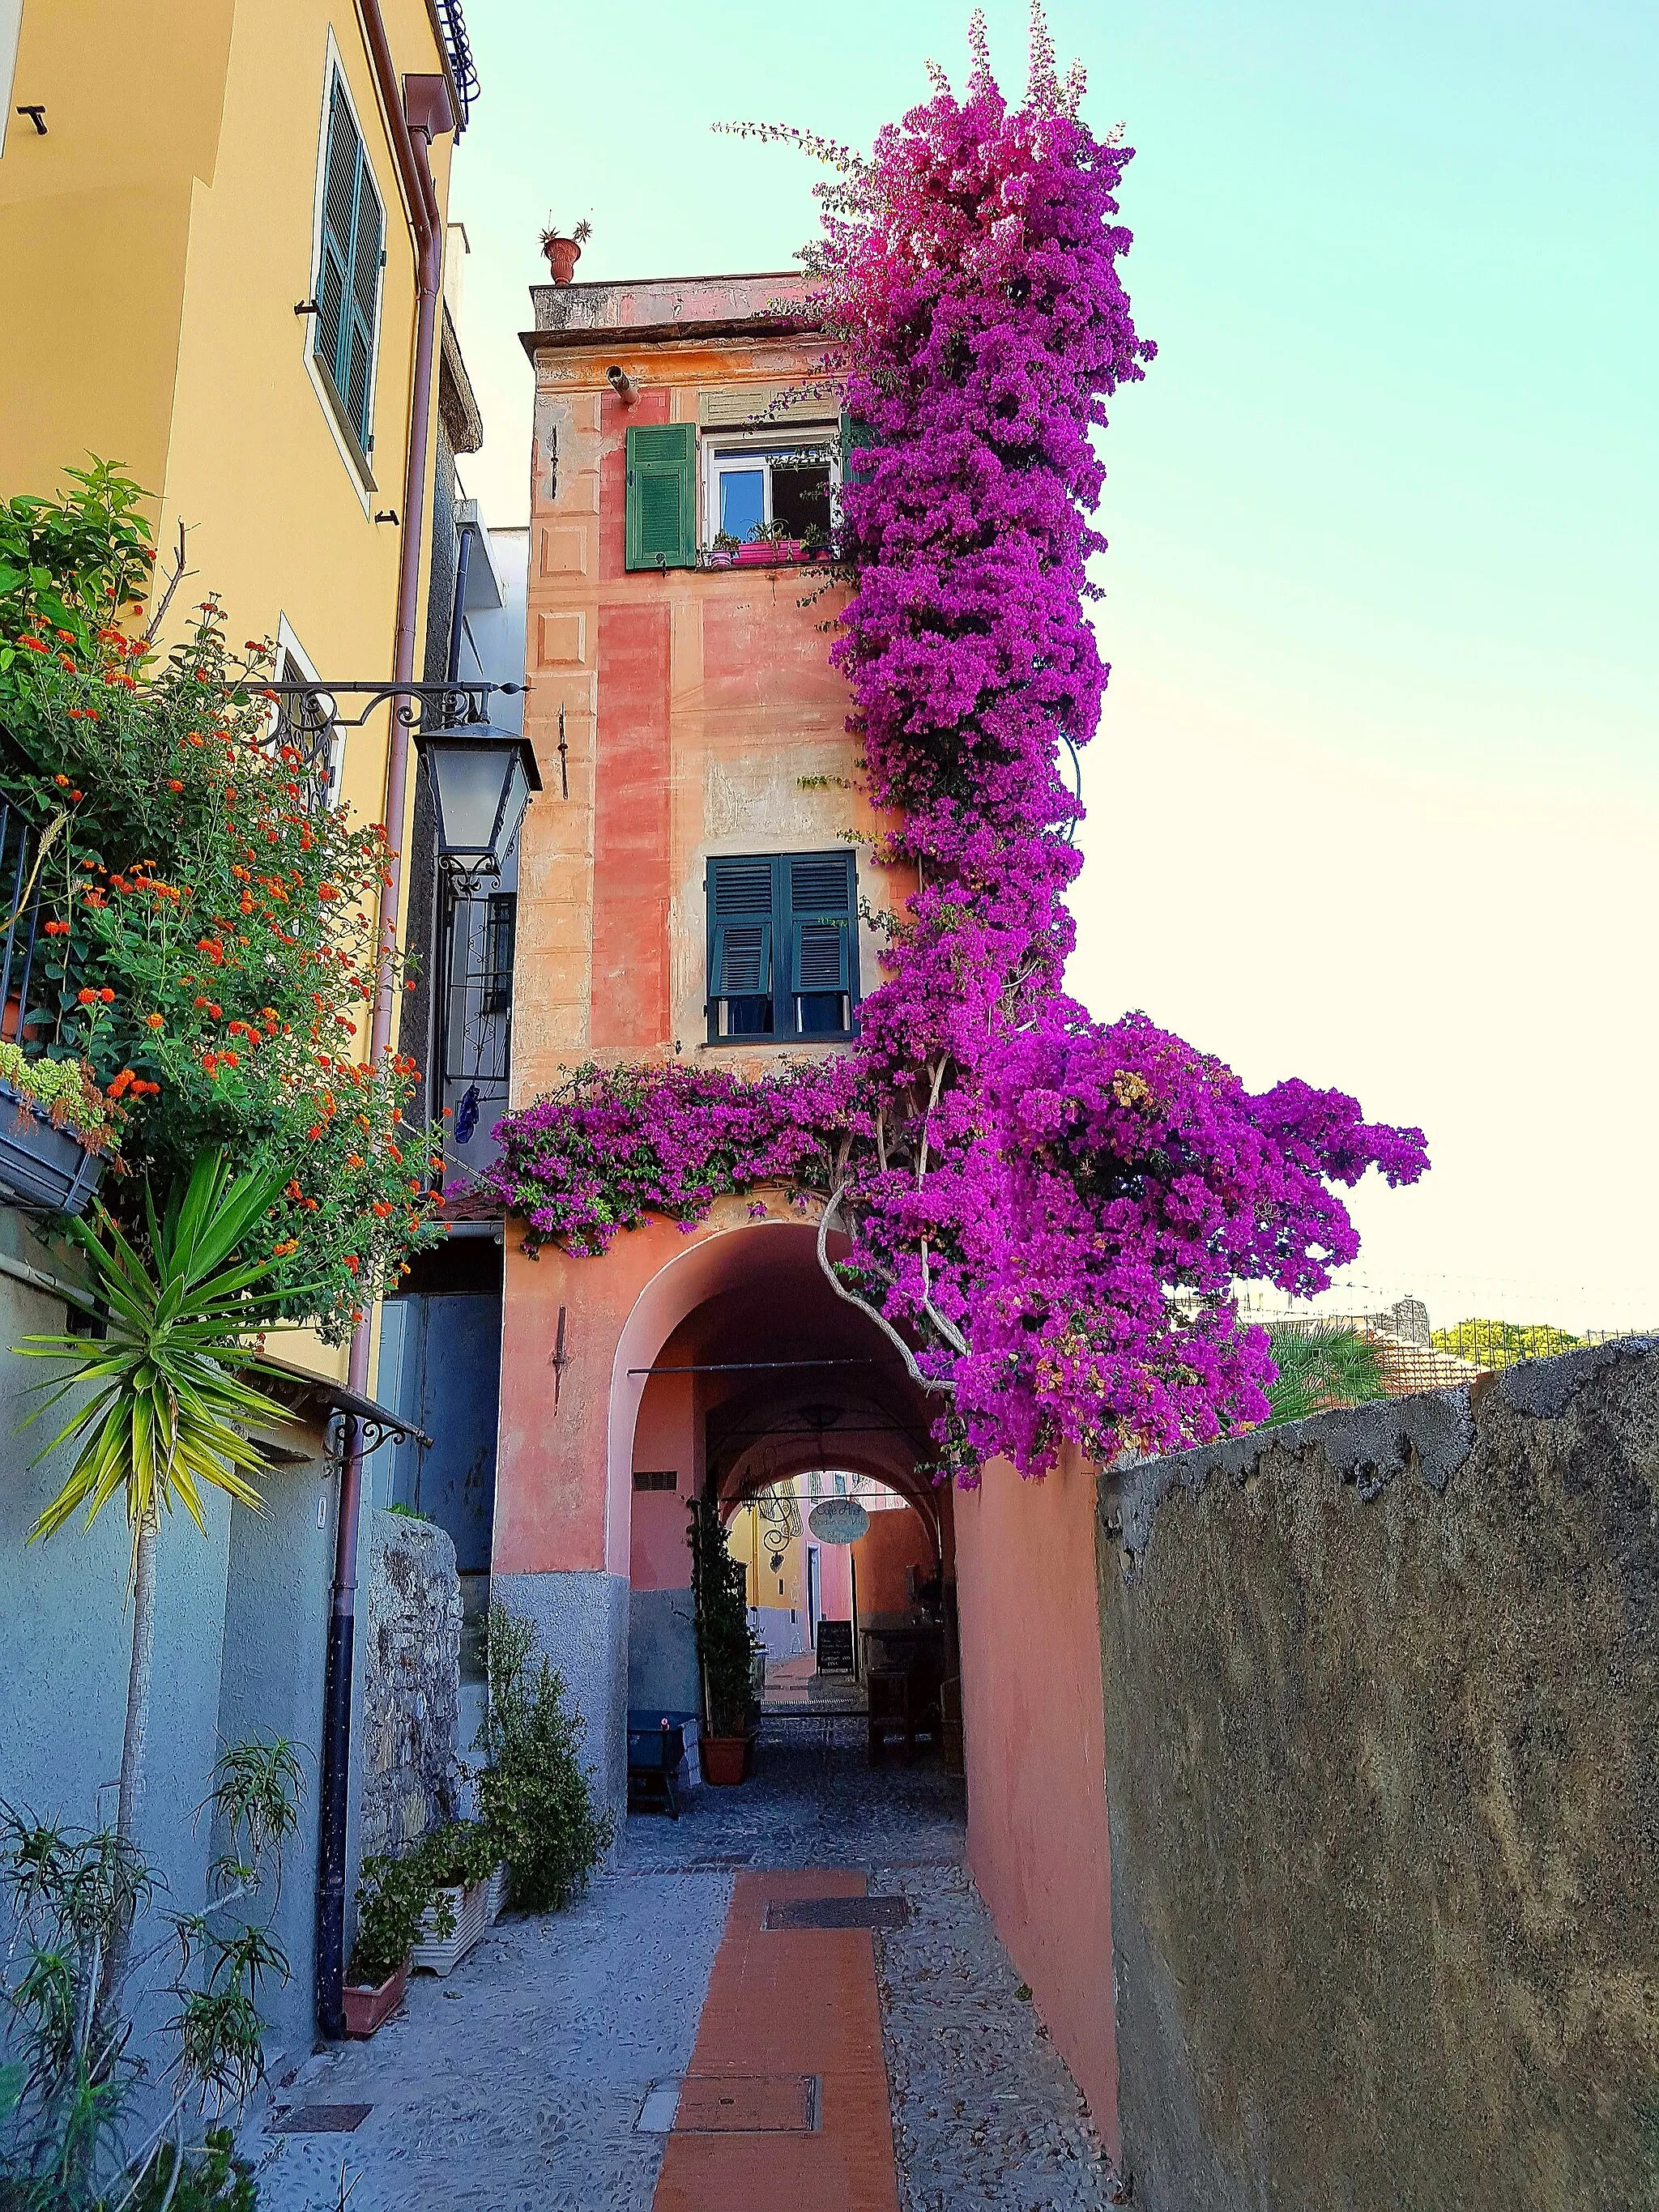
[{"x1": 314, "y1": 6, "x2": 450, "y2": 2040}]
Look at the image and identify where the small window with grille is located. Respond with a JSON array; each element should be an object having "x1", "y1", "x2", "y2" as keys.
[
  {"x1": 632, "y1": 1469, "x2": 679, "y2": 1493},
  {"x1": 706, "y1": 851, "x2": 858, "y2": 1043},
  {"x1": 271, "y1": 646, "x2": 343, "y2": 807},
  {"x1": 309, "y1": 65, "x2": 385, "y2": 471}
]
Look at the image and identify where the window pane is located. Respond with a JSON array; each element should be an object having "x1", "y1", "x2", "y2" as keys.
[
  {"x1": 724, "y1": 995, "x2": 774, "y2": 1037},
  {"x1": 797, "y1": 992, "x2": 845, "y2": 1035},
  {"x1": 719, "y1": 467, "x2": 766, "y2": 541},
  {"x1": 771, "y1": 463, "x2": 831, "y2": 540}
]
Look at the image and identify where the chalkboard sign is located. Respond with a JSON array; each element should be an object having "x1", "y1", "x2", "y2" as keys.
[{"x1": 816, "y1": 1620, "x2": 855, "y2": 1675}]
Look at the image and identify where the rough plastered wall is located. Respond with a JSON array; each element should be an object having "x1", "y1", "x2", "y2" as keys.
[
  {"x1": 1096, "y1": 1340, "x2": 1659, "y2": 2212},
  {"x1": 360, "y1": 1508, "x2": 463, "y2": 1857}
]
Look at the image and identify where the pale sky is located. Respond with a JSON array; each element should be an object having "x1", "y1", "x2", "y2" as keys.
[{"x1": 447, "y1": 0, "x2": 1658, "y2": 1331}]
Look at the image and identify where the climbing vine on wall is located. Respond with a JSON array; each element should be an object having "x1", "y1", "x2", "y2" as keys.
[{"x1": 485, "y1": 7, "x2": 1428, "y2": 1480}]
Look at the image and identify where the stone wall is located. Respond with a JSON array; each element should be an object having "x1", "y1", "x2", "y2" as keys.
[
  {"x1": 1095, "y1": 1341, "x2": 1659, "y2": 2212},
  {"x1": 360, "y1": 1508, "x2": 463, "y2": 1858}
]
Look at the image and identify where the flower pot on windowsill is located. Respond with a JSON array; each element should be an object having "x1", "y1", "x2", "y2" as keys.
[
  {"x1": 735, "y1": 540, "x2": 805, "y2": 567},
  {"x1": 342, "y1": 1958, "x2": 408, "y2": 2038},
  {"x1": 0, "y1": 1080, "x2": 107, "y2": 1216},
  {"x1": 411, "y1": 1876, "x2": 493, "y2": 1977},
  {"x1": 701, "y1": 1733, "x2": 756, "y2": 1787}
]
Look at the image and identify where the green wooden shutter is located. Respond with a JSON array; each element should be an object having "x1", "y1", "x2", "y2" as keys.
[
  {"x1": 314, "y1": 80, "x2": 357, "y2": 411},
  {"x1": 626, "y1": 424, "x2": 697, "y2": 570},
  {"x1": 787, "y1": 851, "x2": 855, "y2": 1000},
  {"x1": 315, "y1": 75, "x2": 382, "y2": 455},
  {"x1": 345, "y1": 148, "x2": 383, "y2": 450},
  {"x1": 838, "y1": 411, "x2": 882, "y2": 490}
]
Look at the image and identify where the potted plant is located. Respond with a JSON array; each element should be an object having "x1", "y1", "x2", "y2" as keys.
[
  {"x1": 688, "y1": 1493, "x2": 761, "y2": 1784},
  {"x1": 706, "y1": 531, "x2": 743, "y2": 569},
  {"x1": 409, "y1": 1818, "x2": 504, "y2": 1977},
  {"x1": 736, "y1": 520, "x2": 804, "y2": 567},
  {"x1": 344, "y1": 1852, "x2": 437, "y2": 2035},
  {"x1": 0, "y1": 1039, "x2": 116, "y2": 1214},
  {"x1": 539, "y1": 217, "x2": 591, "y2": 287},
  {"x1": 474, "y1": 1601, "x2": 614, "y2": 1908}
]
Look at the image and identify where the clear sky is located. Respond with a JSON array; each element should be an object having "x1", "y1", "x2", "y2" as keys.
[{"x1": 448, "y1": 0, "x2": 1658, "y2": 1329}]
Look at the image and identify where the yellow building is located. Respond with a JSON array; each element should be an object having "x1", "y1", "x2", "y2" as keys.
[{"x1": 1, "y1": 0, "x2": 473, "y2": 1380}]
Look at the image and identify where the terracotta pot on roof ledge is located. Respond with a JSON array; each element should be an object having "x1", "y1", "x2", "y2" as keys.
[{"x1": 541, "y1": 232, "x2": 583, "y2": 287}]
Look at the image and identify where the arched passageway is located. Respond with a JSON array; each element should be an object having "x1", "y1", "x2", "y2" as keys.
[
  {"x1": 618, "y1": 1216, "x2": 955, "y2": 1733},
  {"x1": 493, "y1": 1200, "x2": 957, "y2": 1819}
]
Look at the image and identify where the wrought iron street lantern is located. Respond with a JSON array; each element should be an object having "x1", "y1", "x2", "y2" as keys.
[{"x1": 414, "y1": 720, "x2": 541, "y2": 889}]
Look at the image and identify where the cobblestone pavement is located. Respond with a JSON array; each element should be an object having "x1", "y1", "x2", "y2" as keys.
[{"x1": 249, "y1": 1719, "x2": 1115, "y2": 2210}]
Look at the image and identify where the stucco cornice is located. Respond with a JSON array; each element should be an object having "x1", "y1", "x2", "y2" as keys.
[{"x1": 518, "y1": 314, "x2": 821, "y2": 364}]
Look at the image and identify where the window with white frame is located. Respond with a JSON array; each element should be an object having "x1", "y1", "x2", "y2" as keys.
[
  {"x1": 706, "y1": 437, "x2": 837, "y2": 549},
  {"x1": 270, "y1": 623, "x2": 345, "y2": 808}
]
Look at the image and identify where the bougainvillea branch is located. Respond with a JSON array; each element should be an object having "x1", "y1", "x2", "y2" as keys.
[{"x1": 486, "y1": 7, "x2": 1428, "y2": 1479}]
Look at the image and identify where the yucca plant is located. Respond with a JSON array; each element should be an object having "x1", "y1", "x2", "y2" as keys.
[{"x1": 13, "y1": 1149, "x2": 311, "y2": 2015}]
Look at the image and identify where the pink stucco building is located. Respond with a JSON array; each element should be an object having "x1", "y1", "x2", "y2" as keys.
[{"x1": 476, "y1": 269, "x2": 1122, "y2": 2153}]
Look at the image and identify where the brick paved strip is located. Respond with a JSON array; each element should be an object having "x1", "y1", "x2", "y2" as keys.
[{"x1": 653, "y1": 1869, "x2": 901, "y2": 2212}]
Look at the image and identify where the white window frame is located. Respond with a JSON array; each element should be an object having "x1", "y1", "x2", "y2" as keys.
[
  {"x1": 0, "y1": 0, "x2": 24, "y2": 162},
  {"x1": 701, "y1": 432, "x2": 839, "y2": 547},
  {"x1": 301, "y1": 32, "x2": 385, "y2": 515}
]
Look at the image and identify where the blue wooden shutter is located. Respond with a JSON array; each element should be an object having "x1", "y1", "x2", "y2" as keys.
[
  {"x1": 707, "y1": 856, "x2": 778, "y2": 1028},
  {"x1": 626, "y1": 424, "x2": 697, "y2": 570},
  {"x1": 787, "y1": 851, "x2": 855, "y2": 998}
]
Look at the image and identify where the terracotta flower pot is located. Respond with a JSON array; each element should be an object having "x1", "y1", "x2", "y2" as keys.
[
  {"x1": 544, "y1": 236, "x2": 582, "y2": 287},
  {"x1": 342, "y1": 1958, "x2": 408, "y2": 2038},
  {"x1": 702, "y1": 1733, "x2": 754, "y2": 1787}
]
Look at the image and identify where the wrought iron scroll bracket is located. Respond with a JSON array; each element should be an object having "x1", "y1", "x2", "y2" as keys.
[{"x1": 262, "y1": 678, "x2": 526, "y2": 733}]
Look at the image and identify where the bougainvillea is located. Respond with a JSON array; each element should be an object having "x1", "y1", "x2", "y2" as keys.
[
  {"x1": 487, "y1": 8, "x2": 1428, "y2": 1477},
  {"x1": 0, "y1": 497, "x2": 442, "y2": 1338}
]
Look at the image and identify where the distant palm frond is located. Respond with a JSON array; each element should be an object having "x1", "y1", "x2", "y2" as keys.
[{"x1": 1263, "y1": 1324, "x2": 1388, "y2": 1427}]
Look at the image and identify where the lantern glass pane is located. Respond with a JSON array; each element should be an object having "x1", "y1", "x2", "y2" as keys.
[{"x1": 428, "y1": 740, "x2": 512, "y2": 855}]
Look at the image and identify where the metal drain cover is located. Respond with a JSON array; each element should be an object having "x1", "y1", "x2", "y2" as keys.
[
  {"x1": 765, "y1": 1894, "x2": 910, "y2": 1931},
  {"x1": 673, "y1": 2074, "x2": 820, "y2": 2133},
  {"x1": 266, "y1": 2103, "x2": 372, "y2": 2133}
]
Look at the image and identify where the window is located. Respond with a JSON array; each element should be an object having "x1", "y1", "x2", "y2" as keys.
[
  {"x1": 633, "y1": 1469, "x2": 679, "y2": 1493},
  {"x1": 271, "y1": 637, "x2": 344, "y2": 808},
  {"x1": 313, "y1": 69, "x2": 384, "y2": 461},
  {"x1": 706, "y1": 851, "x2": 859, "y2": 1043},
  {"x1": 707, "y1": 439, "x2": 834, "y2": 548},
  {"x1": 625, "y1": 424, "x2": 696, "y2": 570},
  {"x1": 480, "y1": 893, "x2": 517, "y2": 1016}
]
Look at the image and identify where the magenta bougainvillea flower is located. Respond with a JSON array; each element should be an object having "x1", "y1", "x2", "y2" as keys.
[{"x1": 484, "y1": 9, "x2": 1428, "y2": 1480}]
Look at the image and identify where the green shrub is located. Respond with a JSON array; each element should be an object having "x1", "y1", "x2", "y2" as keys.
[
  {"x1": 123, "y1": 2130, "x2": 256, "y2": 2212},
  {"x1": 1430, "y1": 1317, "x2": 1583, "y2": 1367},
  {"x1": 474, "y1": 1604, "x2": 612, "y2": 1913},
  {"x1": 0, "y1": 463, "x2": 441, "y2": 1336},
  {"x1": 414, "y1": 1818, "x2": 499, "y2": 1892}
]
